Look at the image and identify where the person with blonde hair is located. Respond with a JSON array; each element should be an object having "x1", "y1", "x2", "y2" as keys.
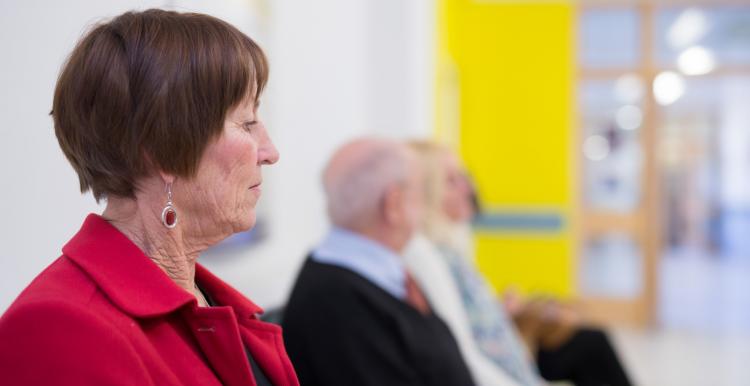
[
  {"x1": 404, "y1": 141, "x2": 535, "y2": 386},
  {"x1": 404, "y1": 141, "x2": 632, "y2": 386}
]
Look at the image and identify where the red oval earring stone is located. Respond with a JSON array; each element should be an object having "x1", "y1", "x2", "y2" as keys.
[{"x1": 165, "y1": 209, "x2": 176, "y2": 227}]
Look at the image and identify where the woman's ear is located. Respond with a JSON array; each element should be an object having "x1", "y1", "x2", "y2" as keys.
[
  {"x1": 158, "y1": 171, "x2": 176, "y2": 186},
  {"x1": 141, "y1": 151, "x2": 175, "y2": 186}
]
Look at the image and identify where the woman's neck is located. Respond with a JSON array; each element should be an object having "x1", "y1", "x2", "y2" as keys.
[{"x1": 102, "y1": 196, "x2": 211, "y2": 307}]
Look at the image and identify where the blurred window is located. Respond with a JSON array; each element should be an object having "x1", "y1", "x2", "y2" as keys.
[
  {"x1": 655, "y1": 7, "x2": 750, "y2": 69},
  {"x1": 580, "y1": 9, "x2": 641, "y2": 69},
  {"x1": 580, "y1": 77, "x2": 644, "y2": 213},
  {"x1": 581, "y1": 233, "x2": 643, "y2": 298}
]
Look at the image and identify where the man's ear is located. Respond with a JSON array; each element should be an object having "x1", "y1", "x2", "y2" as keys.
[{"x1": 381, "y1": 184, "x2": 404, "y2": 226}]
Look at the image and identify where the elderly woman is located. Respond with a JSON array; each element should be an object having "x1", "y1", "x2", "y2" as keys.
[
  {"x1": 404, "y1": 141, "x2": 632, "y2": 386},
  {"x1": 404, "y1": 141, "x2": 534, "y2": 386},
  {"x1": 0, "y1": 9, "x2": 298, "y2": 386}
]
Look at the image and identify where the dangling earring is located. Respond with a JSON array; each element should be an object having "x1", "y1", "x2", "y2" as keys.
[{"x1": 161, "y1": 182, "x2": 178, "y2": 229}]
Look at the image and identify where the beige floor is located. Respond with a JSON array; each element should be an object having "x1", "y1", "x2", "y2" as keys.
[
  {"x1": 604, "y1": 254, "x2": 750, "y2": 386},
  {"x1": 611, "y1": 328, "x2": 750, "y2": 386}
]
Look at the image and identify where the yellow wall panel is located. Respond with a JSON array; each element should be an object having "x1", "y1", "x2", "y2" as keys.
[
  {"x1": 438, "y1": 1, "x2": 576, "y2": 297},
  {"x1": 475, "y1": 232, "x2": 574, "y2": 297},
  {"x1": 458, "y1": 3, "x2": 573, "y2": 206}
]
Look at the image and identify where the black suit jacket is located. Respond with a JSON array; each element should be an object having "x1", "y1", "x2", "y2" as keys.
[{"x1": 282, "y1": 256, "x2": 475, "y2": 386}]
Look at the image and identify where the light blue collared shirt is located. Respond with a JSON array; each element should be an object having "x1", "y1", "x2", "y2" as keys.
[{"x1": 312, "y1": 227, "x2": 407, "y2": 300}]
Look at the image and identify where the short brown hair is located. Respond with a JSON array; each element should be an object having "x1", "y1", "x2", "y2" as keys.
[{"x1": 52, "y1": 9, "x2": 268, "y2": 201}]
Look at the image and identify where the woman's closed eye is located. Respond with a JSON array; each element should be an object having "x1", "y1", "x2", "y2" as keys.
[{"x1": 242, "y1": 120, "x2": 258, "y2": 132}]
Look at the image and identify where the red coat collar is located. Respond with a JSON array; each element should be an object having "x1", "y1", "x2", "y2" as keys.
[{"x1": 63, "y1": 214, "x2": 263, "y2": 319}]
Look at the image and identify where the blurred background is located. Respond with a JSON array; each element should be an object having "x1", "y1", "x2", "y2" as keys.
[{"x1": 1, "y1": 0, "x2": 749, "y2": 384}]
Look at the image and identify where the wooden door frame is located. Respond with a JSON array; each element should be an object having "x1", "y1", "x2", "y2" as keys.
[{"x1": 576, "y1": 0, "x2": 750, "y2": 326}]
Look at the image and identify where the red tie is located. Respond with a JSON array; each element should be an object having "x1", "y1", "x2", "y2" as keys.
[{"x1": 404, "y1": 271, "x2": 431, "y2": 315}]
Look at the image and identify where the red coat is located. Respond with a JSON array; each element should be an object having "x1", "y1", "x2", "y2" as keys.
[{"x1": 0, "y1": 214, "x2": 300, "y2": 386}]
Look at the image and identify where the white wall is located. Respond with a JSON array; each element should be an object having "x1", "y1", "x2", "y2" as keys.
[
  {"x1": 0, "y1": 0, "x2": 162, "y2": 311},
  {"x1": 0, "y1": 0, "x2": 435, "y2": 311}
]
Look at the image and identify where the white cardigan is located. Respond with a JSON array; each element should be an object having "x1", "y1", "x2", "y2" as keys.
[{"x1": 404, "y1": 233, "x2": 522, "y2": 386}]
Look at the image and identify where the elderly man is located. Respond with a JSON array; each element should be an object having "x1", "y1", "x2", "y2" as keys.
[{"x1": 282, "y1": 138, "x2": 475, "y2": 386}]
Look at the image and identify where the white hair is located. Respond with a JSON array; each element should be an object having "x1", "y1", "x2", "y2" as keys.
[{"x1": 323, "y1": 141, "x2": 410, "y2": 229}]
